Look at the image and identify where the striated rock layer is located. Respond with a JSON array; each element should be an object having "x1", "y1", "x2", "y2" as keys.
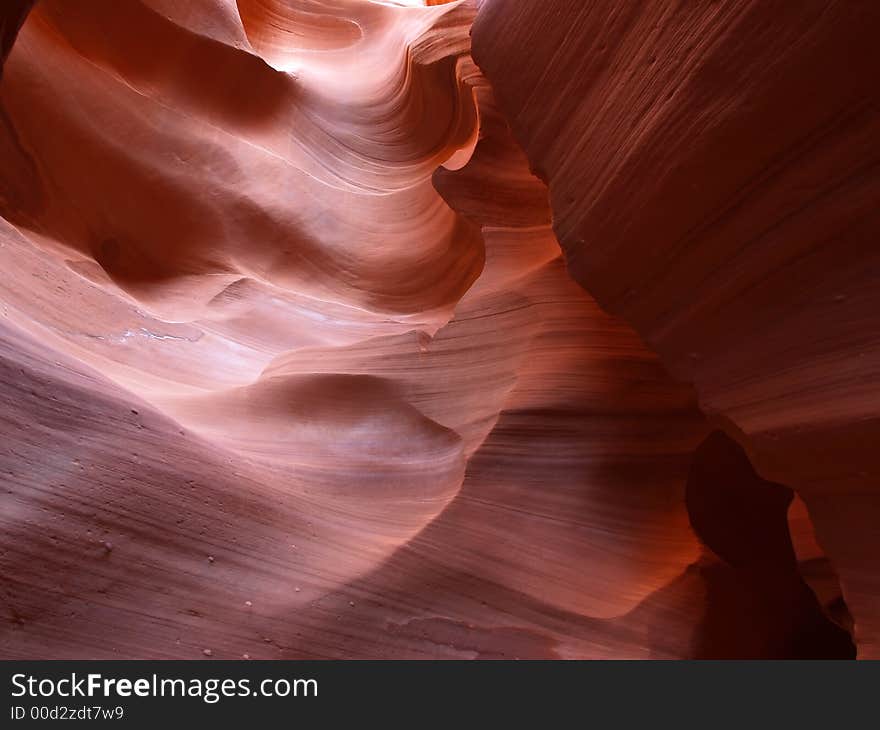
[
  {"x1": 0, "y1": 0, "x2": 863, "y2": 658},
  {"x1": 473, "y1": 0, "x2": 879, "y2": 656}
]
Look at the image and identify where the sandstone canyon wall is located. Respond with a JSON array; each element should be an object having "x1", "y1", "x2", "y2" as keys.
[
  {"x1": 0, "y1": 0, "x2": 871, "y2": 658},
  {"x1": 472, "y1": 0, "x2": 880, "y2": 656}
]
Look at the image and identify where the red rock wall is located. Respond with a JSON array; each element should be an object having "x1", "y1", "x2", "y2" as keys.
[
  {"x1": 0, "y1": 0, "x2": 866, "y2": 658},
  {"x1": 473, "y1": 0, "x2": 880, "y2": 655}
]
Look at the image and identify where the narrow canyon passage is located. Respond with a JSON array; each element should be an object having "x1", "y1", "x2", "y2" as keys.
[{"x1": 0, "y1": 0, "x2": 870, "y2": 659}]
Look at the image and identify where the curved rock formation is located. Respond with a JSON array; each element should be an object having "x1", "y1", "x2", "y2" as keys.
[
  {"x1": 0, "y1": 0, "x2": 865, "y2": 658},
  {"x1": 473, "y1": 0, "x2": 879, "y2": 657}
]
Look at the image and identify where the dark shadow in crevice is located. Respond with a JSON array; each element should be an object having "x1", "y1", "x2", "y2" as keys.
[
  {"x1": 687, "y1": 430, "x2": 855, "y2": 658},
  {"x1": 0, "y1": 1, "x2": 33, "y2": 77}
]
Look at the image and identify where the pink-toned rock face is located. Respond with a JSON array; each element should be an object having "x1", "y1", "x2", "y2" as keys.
[{"x1": 0, "y1": 1, "x2": 862, "y2": 659}]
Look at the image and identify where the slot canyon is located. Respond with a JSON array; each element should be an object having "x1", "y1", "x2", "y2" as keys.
[{"x1": 0, "y1": 0, "x2": 876, "y2": 659}]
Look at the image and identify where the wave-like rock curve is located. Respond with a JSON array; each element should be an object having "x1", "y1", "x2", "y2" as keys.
[
  {"x1": 0, "y1": 0, "x2": 863, "y2": 658},
  {"x1": 472, "y1": 0, "x2": 879, "y2": 656}
]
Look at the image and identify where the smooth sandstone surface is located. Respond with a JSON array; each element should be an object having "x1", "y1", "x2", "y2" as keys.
[
  {"x1": 0, "y1": 0, "x2": 865, "y2": 658},
  {"x1": 473, "y1": 0, "x2": 878, "y2": 657}
]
